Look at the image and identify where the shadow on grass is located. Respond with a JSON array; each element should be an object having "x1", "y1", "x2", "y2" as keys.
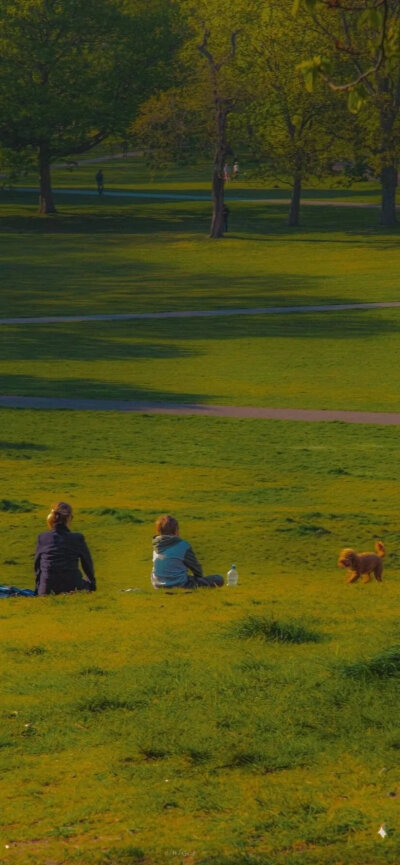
[
  {"x1": 1, "y1": 303, "x2": 400, "y2": 368},
  {"x1": 0, "y1": 373, "x2": 210, "y2": 403},
  {"x1": 0, "y1": 440, "x2": 48, "y2": 451},
  {"x1": 0, "y1": 192, "x2": 398, "y2": 240},
  {"x1": 0, "y1": 498, "x2": 37, "y2": 512},
  {"x1": 0, "y1": 325, "x2": 201, "y2": 361}
]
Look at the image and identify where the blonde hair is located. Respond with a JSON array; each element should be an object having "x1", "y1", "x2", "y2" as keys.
[{"x1": 47, "y1": 502, "x2": 73, "y2": 529}]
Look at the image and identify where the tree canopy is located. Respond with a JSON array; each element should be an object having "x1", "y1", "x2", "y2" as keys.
[
  {"x1": 0, "y1": 0, "x2": 178, "y2": 211},
  {"x1": 295, "y1": 0, "x2": 400, "y2": 223}
]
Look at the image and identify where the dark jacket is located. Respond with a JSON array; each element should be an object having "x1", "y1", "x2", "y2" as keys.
[
  {"x1": 151, "y1": 534, "x2": 203, "y2": 588},
  {"x1": 34, "y1": 525, "x2": 96, "y2": 596}
]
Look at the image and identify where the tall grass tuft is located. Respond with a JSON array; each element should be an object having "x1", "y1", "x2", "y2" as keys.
[
  {"x1": 0, "y1": 498, "x2": 36, "y2": 512},
  {"x1": 341, "y1": 647, "x2": 400, "y2": 680},
  {"x1": 230, "y1": 615, "x2": 322, "y2": 644},
  {"x1": 103, "y1": 847, "x2": 146, "y2": 863},
  {"x1": 82, "y1": 507, "x2": 143, "y2": 523}
]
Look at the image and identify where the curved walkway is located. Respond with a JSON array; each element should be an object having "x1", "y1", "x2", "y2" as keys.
[
  {"x1": 1, "y1": 395, "x2": 400, "y2": 425},
  {"x1": 15, "y1": 186, "x2": 386, "y2": 207},
  {"x1": 1, "y1": 300, "x2": 400, "y2": 327}
]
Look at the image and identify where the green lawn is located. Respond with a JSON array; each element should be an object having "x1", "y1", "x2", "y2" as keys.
[
  {"x1": 1, "y1": 306, "x2": 400, "y2": 411},
  {"x1": 1, "y1": 190, "x2": 399, "y2": 321},
  {"x1": 1, "y1": 194, "x2": 400, "y2": 412},
  {"x1": 1, "y1": 182, "x2": 400, "y2": 865},
  {"x1": 1, "y1": 409, "x2": 400, "y2": 865},
  {"x1": 19, "y1": 152, "x2": 384, "y2": 203}
]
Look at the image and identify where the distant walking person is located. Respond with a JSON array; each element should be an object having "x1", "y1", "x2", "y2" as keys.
[
  {"x1": 223, "y1": 163, "x2": 230, "y2": 181},
  {"x1": 95, "y1": 169, "x2": 104, "y2": 195},
  {"x1": 35, "y1": 502, "x2": 96, "y2": 596},
  {"x1": 232, "y1": 160, "x2": 239, "y2": 179},
  {"x1": 223, "y1": 204, "x2": 229, "y2": 233}
]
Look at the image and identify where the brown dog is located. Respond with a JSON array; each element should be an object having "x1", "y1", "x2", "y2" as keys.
[{"x1": 338, "y1": 541, "x2": 385, "y2": 583}]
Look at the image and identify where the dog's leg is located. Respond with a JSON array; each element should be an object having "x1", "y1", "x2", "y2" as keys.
[
  {"x1": 346, "y1": 571, "x2": 359, "y2": 583},
  {"x1": 362, "y1": 573, "x2": 371, "y2": 583}
]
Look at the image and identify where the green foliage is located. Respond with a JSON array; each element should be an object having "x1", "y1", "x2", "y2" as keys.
[
  {"x1": 0, "y1": 0, "x2": 178, "y2": 208},
  {"x1": 297, "y1": 0, "x2": 400, "y2": 225},
  {"x1": 347, "y1": 88, "x2": 365, "y2": 114}
]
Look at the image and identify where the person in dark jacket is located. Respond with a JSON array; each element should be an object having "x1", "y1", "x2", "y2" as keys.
[
  {"x1": 35, "y1": 502, "x2": 96, "y2": 596},
  {"x1": 151, "y1": 514, "x2": 223, "y2": 589},
  {"x1": 95, "y1": 169, "x2": 104, "y2": 194}
]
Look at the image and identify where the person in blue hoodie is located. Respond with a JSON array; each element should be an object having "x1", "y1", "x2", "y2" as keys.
[
  {"x1": 35, "y1": 502, "x2": 96, "y2": 596},
  {"x1": 151, "y1": 515, "x2": 223, "y2": 589}
]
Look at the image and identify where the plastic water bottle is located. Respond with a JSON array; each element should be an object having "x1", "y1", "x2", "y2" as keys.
[{"x1": 226, "y1": 564, "x2": 238, "y2": 586}]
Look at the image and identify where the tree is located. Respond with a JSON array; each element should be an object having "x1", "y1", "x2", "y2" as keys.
[
  {"x1": 296, "y1": 0, "x2": 400, "y2": 225},
  {"x1": 0, "y1": 0, "x2": 177, "y2": 213},
  {"x1": 134, "y1": 0, "x2": 263, "y2": 238},
  {"x1": 240, "y1": 0, "x2": 350, "y2": 226}
]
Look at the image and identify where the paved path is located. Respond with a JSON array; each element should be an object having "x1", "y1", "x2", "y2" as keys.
[
  {"x1": 14, "y1": 186, "x2": 384, "y2": 207},
  {"x1": 1, "y1": 301, "x2": 400, "y2": 327},
  {"x1": 1, "y1": 395, "x2": 400, "y2": 425},
  {"x1": 53, "y1": 151, "x2": 142, "y2": 167}
]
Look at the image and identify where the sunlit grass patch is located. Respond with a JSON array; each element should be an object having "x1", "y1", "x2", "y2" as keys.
[{"x1": 1, "y1": 411, "x2": 400, "y2": 863}]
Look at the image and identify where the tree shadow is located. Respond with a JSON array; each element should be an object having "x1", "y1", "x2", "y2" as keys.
[
  {"x1": 0, "y1": 440, "x2": 48, "y2": 451},
  {"x1": 0, "y1": 373, "x2": 210, "y2": 404},
  {"x1": 1, "y1": 299, "x2": 399, "y2": 369},
  {"x1": 0, "y1": 192, "x2": 397, "y2": 241},
  {"x1": 0, "y1": 324, "x2": 200, "y2": 361}
]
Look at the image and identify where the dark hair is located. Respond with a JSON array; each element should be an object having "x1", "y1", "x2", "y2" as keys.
[{"x1": 155, "y1": 514, "x2": 179, "y2": 536}]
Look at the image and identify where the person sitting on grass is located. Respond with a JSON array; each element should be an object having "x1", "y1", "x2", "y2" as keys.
[
  {"x1": 35, "y1": 502, "x2": 96, "y2": 596},
  {"x1": 151, "y1": 515, "x2": 224, "y2": 589}
]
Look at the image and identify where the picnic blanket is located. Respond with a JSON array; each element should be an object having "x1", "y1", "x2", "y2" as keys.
[{"x1": 0, "y1": 585, "x2": 35, "y2": 598}]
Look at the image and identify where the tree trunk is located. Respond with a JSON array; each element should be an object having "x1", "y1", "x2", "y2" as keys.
[
  {"x1": 380, "y1": 163, "x2": 397, "y2": 226},
  {"x1": 210, "y1": 166, "x2": 225, "y2": 238},
  {"x1": 287, "y1": 172, "x2": 302, "y2": 227},
  {"x1": 210, "y1": 105, "x2": 229, "y2": 239},
  {"x1": 378, "y1": 86, "x2": 397, "y2": 226},
  {"x1": 38, "y1": 143, "x2": 56, "y2": 214}
]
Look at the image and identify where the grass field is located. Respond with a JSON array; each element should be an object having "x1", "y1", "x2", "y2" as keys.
[
  {"x1": 1, "y1": 169, "x2": 400, "y2": 865},
  {"x1": 2, "y1": 409, "x2": 400, "y2": 865}
]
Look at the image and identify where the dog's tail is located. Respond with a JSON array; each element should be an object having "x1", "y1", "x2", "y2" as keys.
[{"x1": 375, "y1": 540, "x2": 385, "y2": 558}]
